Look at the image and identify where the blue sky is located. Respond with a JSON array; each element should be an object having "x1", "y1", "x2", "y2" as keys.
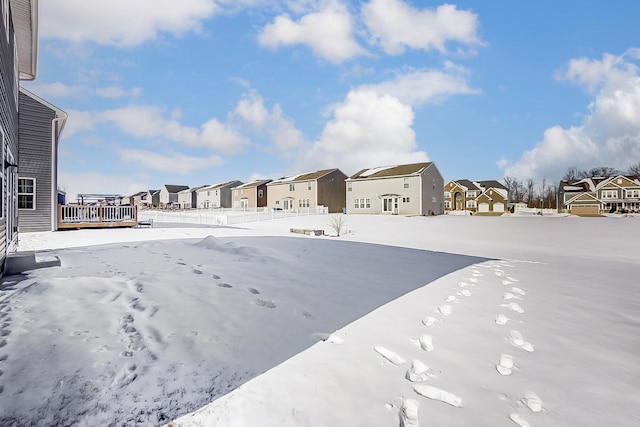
[{"x1": 25, "y1": 0, "x2": 640, "y2": 199}]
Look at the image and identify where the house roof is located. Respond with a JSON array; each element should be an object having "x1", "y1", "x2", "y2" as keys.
[
  {"x1": 10, "y1": 0, "x2": 39, "y2": 80},
  {"x1": 148, "y1": 189, "x2": 160, "y2": 195},
  {"x1": 178, "y1": 185, "x2": 207, "y2": 194},
  {"x1": 198, "y1": 180, "x2": 242, "y2": 191},
  {"x1": 163, "y1": 185, "x2": 189, "y2": 193},
  {"x1": 476, "y1": 180, "x2": 507, "y2": 191},
  {"x1": 348, "y1": 162, "x2": 433, "y2": 180},
  {"x1": 270, "y1": 169, "x2": 340, "y2": 184},
  {"x1": 129, "y1": 191, "x2": 147, "y2": 198},
  {"x1": 20, "y1": 87, "x2": 68, "y2": 133},
  {"x1": 233, "y1": 179, "x2": 272, "y2": 189},
  {"x1": 455, "y1": 179, "x2": 481, "y2": 191}
]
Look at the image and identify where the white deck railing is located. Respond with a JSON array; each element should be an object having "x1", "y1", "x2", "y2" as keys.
[{"x1": 59, "y1": 205, "x2": 137, "y2": 224}]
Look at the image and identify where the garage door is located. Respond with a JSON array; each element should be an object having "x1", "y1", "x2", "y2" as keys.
[
  {"x1": 478, "y1": 203, "x2": 489, "y2": 213},
  {"x1": 493, "y1": 203, "x2": 505, "y2": 212},
  {"x1": 570, "y1": 205, "x2": 599, "y2": 216}
]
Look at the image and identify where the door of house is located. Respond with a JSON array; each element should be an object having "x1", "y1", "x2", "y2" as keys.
[
  {"x1": 283, "y1": 198, "x2": 294, "y2": 210},
  {"x1": 454, "y1": 192, "x2": 463, "y2": 210},
  {"x1": 382, "y1": 197, "x2": 398, "y2": 214}
]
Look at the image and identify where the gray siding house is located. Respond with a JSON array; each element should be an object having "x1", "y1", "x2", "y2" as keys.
[
  {"x1": 196, "y1": 180, "x2": 243, "y2": 209},
  {"x1": 346, "y1": 162, "x2": 444, "y2": 215},
  {"x1": 159, "y1": 184, "x2": 188, "y2": 208},
  {"x1": 18, "y1": 88, "x2": 67, "y2": 232},
  {"x1": 1, "y1": 0, "x2": 39, "y2": 273}
]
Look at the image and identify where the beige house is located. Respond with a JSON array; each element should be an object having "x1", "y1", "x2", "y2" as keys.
[
  {"x1": 444, "y1": 179, "x2": 508, "y2": 214},
  {"x1": 267, "y1": 169, "x2": 347, "y2": 213},
  {"x1": 346, "y1": 162, "x2": 444, "y2": 215},
  {"x1": 558, "y1": 175, "x2": 640, "y2": 215},
  {"x1": 232, "y1": 179, "x2": 272, "y2": 209}
]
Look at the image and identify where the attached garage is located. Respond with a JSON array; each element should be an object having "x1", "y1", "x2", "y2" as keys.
[
  {"x1": 493, "y1": 203, "x2": 505, "y2": 212},
  {"x1": 570, "y1": 205, "x2": 600, "y2": 216},
  {"x1": 478, "y1": 203, "x2": 489, "y2": 213}
]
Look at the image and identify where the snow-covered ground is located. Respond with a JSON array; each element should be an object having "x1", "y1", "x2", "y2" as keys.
[{"x1": 2, "y1": 214, "x2": 639, "y2": 426}]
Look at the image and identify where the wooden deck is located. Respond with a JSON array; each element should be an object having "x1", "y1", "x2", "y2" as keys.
[{"x1": 58, "y1": 205, "x2": 138, "y2": 229}]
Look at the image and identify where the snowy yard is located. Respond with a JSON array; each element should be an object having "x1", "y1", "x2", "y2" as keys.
[{"x1": 1, "y1": 214, "x2": 639, "y2": 426}]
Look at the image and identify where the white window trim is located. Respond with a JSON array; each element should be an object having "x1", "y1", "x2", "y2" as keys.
[{"x1": 18, "y1": 177, "x2": 37, "y2": 210}]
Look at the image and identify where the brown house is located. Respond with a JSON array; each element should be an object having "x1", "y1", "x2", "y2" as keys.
[
  {"x1": 445, "y1": 179, "x2": 509, "y2": 214},
  {"x1": 231, "y1": 179, "x2": 272, "y2": 209},
  {"x1": 267, "y1": 169, "x2": 347, "y2": 213}
]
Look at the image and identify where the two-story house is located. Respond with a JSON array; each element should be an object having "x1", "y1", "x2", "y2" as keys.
[
  {"x1": 159, "y1": 185, "x2": 189, "y2": 208},
  {"x1": 231, "y1": 179, "x2": 272, "y2": 209},
  {"x1": 196, "y1": 180, "x2": 243, "y2": 209},
  {"x1": 267, "y1": 169, "x2": 347, "y2": 213},
  {"x1": 558, "y1": 175, "x2": 640, "y2": 215},
  {"x1": 346, "y1": 162, "x2": 444, "y2": 215},
  {"x1": 444, "y1": 179, "x2": 509, "y2": 214}
]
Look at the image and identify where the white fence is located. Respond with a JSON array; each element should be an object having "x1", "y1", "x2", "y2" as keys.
[
  {"x1": 138, "y1": 206, "x2": 329, "y2": 226},
  {"x1": 59, "y1": 205, "x2": 136, "y2": 224}
]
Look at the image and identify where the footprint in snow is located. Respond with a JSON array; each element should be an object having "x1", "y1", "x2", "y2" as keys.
[
  {"x1": 399, "y1": 399, "x2": 420, "y2": 427},
  {"x1": 212, "y1": 274, "x2": 221, "y2": 280},
  {"x1": 422, "y1": 316, "x2": 440, "y2": 326},
  {"x1": 254, "y1": 299, "x2": 276, "y2": 308},
  {"x1": 413, "y1": 384, "x2": 462, "y2": 407},
  {"x1": 247, "y1": 287, "x2": 260, "y2": 295},
  {"x1": 458, "y1": 289, "x2": 472, "y2": 297},
  {"x1": 445, "y1": 295, "x2": 458, "y2": 303},
  {"x1": 522, "y1": 391, "x2": 543, "y2": 412},
  {"x1": 495, "y1": 314, "x2": 510, "y2": 325},
  {"x1": 501, "y1": 302, "x2": 524, "y2": 314},
  {"x1": 511, "y1": 287, "x2": 526, "y2": 296},
  {"x1": 438, "y1": 304, "x2": 453, "y2": 316},
  {"x1": 509, "y1": 330, "x2": 534, "y2": 352},
  {"x1": 294, "y1": 309, "x2": 315, "y2": 320},
  {"x1": 509, "y1": 413, "x2": 531, "y2": 427},
  {"x1": 374, "y1": 346, "x2": 406, "y2": 365},
  {"x1": 468, "y1": 277, "x2": 479, "y2": 283},
  {"x1": 405, "y1": 359, "x2": 430, "y2": 382},
  {"x1": 417, "y1": 334, "x2": 434, "y2": 352},
  {"x1": 192, "y1": 269, "x2": 203, "y2": 275},
  {"x1": 494, "y1": 269, "x2": 504, "y2": 277},
  {"x1": 217, "y1": 283, "x2": 233, "y2": 288},
  {"x1": 496, "y1": 354, "x2": 514, "y2": 375}
]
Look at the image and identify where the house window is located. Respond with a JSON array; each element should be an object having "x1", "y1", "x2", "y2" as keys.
[
  {"x1": 404, "y1": 178, "x2": 409, "y2": 189},
  {"x1": 289, "y1": 183, "x2": 295, "y2": 191},
  {"x1": 466, "y1": 191, "x2": 477, "y2": 198},
  {"x1": 18, "y1": 177, "x2": 36, "y2": 209},
  {"x1": 466, "y1": 200, "x2": 476, "y2": 208},
  {"x1": 602, "y1": 190, "x2": 618, "y2": 199},
  {"x1": 308, "y1": 181, "x2": 312, "y2": 190},
  {"x1": 354, "y1": 199, "x2": 360, "y2": 209},
  {"x1": 432, "y1": 179, "x2": 436, "y2": 190},
  {"x1": 347, "y1": 182, "x2": 352, "y2": 192},
  {"x1": 402, "y1": 197, "x2": 410, "y2": 203},
  {"x1": 432, "y1": 197, "x2": 437, "y2": 203},
  {"x1": 444, "y1": 200, "x2": 451, "y2": 209},
  {"x1": 258, "y1": 189, "x2": 264, "y2": 198},
  {"x1": 276, "y1": 200, "x2": 279, "y2": 204},
  {"x1": 365, "y1": 198, "x2": 370, "y2": 208},
  {"x1": 207, "y1": 191, "x2": 210, "y2": 196},
  {"x1": 625, "y1": 189, "x2": 639, "y2": 198},
  {"x1": 444, "y1": 191, "x2": 451, "y2": 198},
  {"x1": 234, "y1": 189, "x2": 239, "y2": 197},
  {"x1": 298, "y1": 199, "x2": 310, "y2": 208}
]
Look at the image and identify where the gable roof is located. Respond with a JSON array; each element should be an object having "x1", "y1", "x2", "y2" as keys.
[
  {"x1": 198, "y1": 180, "x2": 242, "y2": 191},
  {"x1": 270, "y1": 169, "x2": 341, "y2": 184},
  {"x1": 349, "y1": 162, "x2": 433, "y2": 180},
  {"x1": 476, "y1": 180, "x2": 507, "y2": 191},
  {"x1": 565, "y1": 192, "x2": 601, "y2": 205},
  {"x1": 456, "y1": 179, "x2": 481, "y2": 191},
  {"x1": 163, "y1": 185, "x2": 189, "y2": 193},
  {"x1": 233, "y1": 179, "x2": 272, "y2": 189}
]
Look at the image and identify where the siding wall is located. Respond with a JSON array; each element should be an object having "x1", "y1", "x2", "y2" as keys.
[
  {"x1": 347, "y1": 176, "x2": 422, "y2": 215},
  {"x1": 317, "y1": 169, "x2": 347, "y2": 213},
  {"x1": 420, "y1": 164, "x2": 444, "y2": 215},
  {"x1": 0, "y1": 3, "x2": 20, "y2": 268},
  {"x1": 18, "y1": 91, "x2": 56, "y2": 231}
]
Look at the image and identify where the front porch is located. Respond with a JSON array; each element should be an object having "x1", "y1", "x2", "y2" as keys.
[{"x1": 57, "y1": 205, "x2": 138, "y2": 229}]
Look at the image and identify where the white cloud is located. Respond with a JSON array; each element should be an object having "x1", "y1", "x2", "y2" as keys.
[
  {"x1": 304, "y1": 89, "x2": 429, "y2": 175},
  {"x1": 98, "y1": 105, "x2": 249, "y2": 154},
  {"x1": 40, "y1": 0, "x2": 220, "y2": 46},
  {"x1": 118, "y1": 149, "x2": 223, "y2": 174},
  {"x1": 361, "y1": 66, "x2": 480, "y2": 106},
  {"x1": 362, "y1": 0, "x2": 482, "y2": 55},
  {"x1": 96, "y1": 86, "x2": 142, "y2": 99},
  {"x1": 231, "y1": 91, "x2": 306, "y2": 151},
  {"x1": 258, "y1": 0, "x2": 366, "y2": 63},
  {"x1": 63, "y1": 110, "x2": 99, "y2": 138},
  {"x1": 58, "y1": 170, "x2": 150, "y2": 201},
  {"x1": 504, "y1": 50, "x2": 640, "y2": 180},
  {"x1": 24, "y1": 82, "x2": 84, "y2": 98}
]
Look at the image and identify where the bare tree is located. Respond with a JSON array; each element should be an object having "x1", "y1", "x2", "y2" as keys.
[
  {"x1": 562, "y1": 167, "x2": 581, "y2": 181},
  {"x1": 526, "y1": 179, "x2": 535, "y2": 207},
  {"x1": 540, "y1": 178, "x2": 547, "y2": 208},
  {"x1": 328, "y1": 214, "x2": 346, "y2": 237},
  {"x1": 582, "y1": 166, "x2": 621, "y2": 178},
  {"x1": 503, "y1": 176, "x2": 519, "y2": 204},
  {"x1": 627, "y1": 162, "x2": 640, "y2": 177}
]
